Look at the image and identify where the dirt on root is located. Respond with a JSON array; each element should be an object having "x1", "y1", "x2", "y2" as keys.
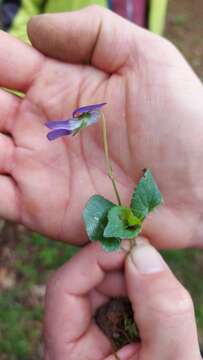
[{"x1": 95, "y1": 297, "x2": 140, "y2": 351}]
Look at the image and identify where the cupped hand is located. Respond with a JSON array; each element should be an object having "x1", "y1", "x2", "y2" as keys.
[
  {"x1": 44, "y1": 241, "x2": 201, "y2": 360},
  {"x1": 0, "y1": 6, "x2": 203, "y2": 247}
]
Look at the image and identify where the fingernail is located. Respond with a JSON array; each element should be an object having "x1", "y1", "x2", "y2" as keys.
[{"x1": 131, "y1": 241, "x2": 165, "y2": 274}]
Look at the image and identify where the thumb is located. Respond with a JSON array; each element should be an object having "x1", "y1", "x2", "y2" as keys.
[
  {"x1": 27, "y1": 5, "x2": 142, "y2": 73},
  {"x1": 125, "y1": 238, "x2": 201, "y2": 360}
]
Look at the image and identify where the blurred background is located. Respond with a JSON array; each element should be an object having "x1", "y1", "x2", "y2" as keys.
[{"x1": 0, "y1": 0, "x2": 203, "y2": 359}]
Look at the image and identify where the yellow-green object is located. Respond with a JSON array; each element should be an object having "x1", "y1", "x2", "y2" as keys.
[
  {"x1": 9, "y1": 0, "x2": 44, "y2": 42},
  {"x1": 44, "y1": 0, "x2": 106, "y2": 13},
  {"x1": 149, "y1": 0, "x2": 168, "y2": 34}
]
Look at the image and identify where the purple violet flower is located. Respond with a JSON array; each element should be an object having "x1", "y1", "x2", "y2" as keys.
[{"x1": 46, "y1": 102, "x2": 106, "y2": 140}]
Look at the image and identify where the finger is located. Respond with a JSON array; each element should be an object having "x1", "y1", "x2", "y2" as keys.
[
  {"x1": 0, "y1": 90, "x2": 20, "y2": 133},
  {"x1": 28, "y1": 6, "x2": 138, "y2": 73},
  {"x1": 105, "y1": 344, "x2": 139, "y2": 360},
  {"x1": 0, "y1": 175, "x2": 19, "y2": 221},
  {"x1": 44, "y1": 242, "x2": 125, "y2": 354},
  {"x1": 125, "y1": 238, "x2": 201, "y2": 360},
  {"x1": 96, "y1": 271, "x2": 126, "y2": 297},
  {"x1": 0, "y1": 30, "x2": 44, "y2": 92},
  {"x1": 89, "y1": 271, "x2": 126, "y2": 313},
  {"x1": 49, "y1": 242, "x2": 125, "y2": 297}
]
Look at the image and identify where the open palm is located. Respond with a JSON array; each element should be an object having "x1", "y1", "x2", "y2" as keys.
[{"x1": 1, "y1": 6, "x2": 203, "y2": 248}]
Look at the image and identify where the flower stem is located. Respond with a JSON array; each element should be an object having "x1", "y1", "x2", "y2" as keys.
[{"x1": 101, "y1": 113, "x2": 122, "y2": 206}]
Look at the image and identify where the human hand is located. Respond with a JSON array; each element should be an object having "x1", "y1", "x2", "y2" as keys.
[
  {"x1": 0, "y1": 6, "x2": 203, "y2": 248},
  {"x1": 27, "y1": 7, "x2": 203, "y2": 249},
  {"x1": 44, "y1": 241, "x2": 201, "y2": 360}
]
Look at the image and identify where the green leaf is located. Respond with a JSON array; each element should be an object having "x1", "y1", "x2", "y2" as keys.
[
  {"x1": 101, "y1": 237, "x2": 121, "y2": 252},
  {"x1": 83, "y1": 195, "x2": 122, "y2": 252},
  {"x1": 131, "y1": 169, "x2": 163, "y2": 219},
  {"x1": 104, "y1": 206, "x2": 142, "y2": 239},
  {"x1": 83, "y1": 195, "x2": 115, "y2": 241}
]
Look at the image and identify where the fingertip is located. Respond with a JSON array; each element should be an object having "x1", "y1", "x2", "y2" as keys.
[
  {"x1": 128, "y1": 238, "x2": 166, "y2": 275},
  {"x1": 27, "y1": 13, "x2": 47, "y2": 30},
  {"x1": 27, "y1": 14, "x2": 54, "y2": 52},
  {"x1": 106, "y1": 343, "x2": 139, "y2": 360},
  {"x1": 116, "y1": 343, "x2": 139, "y2": 359},
  {"x1": 27, "y1": 15, "x2": 40, "y2": 41}
]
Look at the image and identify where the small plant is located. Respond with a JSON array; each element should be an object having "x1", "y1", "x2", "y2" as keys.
[{"x1": 46, "y1": 103, "x2": 163, "y2": 252}]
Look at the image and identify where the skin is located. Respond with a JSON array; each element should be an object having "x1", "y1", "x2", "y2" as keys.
[
  {"x1": 44, "y1": 240, "x2": 201, "y2": 360},
  {"x1": 0, "y1": 6, "x2": 203, "y2": 248}
]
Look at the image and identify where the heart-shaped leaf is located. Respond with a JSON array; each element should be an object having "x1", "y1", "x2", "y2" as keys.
[
  {"x1": 83, "y1": 195, "x2": 115, "y2": 241},
  {"x1": 104, "y1": 206, "x2": 142, "y2": 239},
  {"x1": 131, "y1": 169, "x2": 163, "y2": 219}
]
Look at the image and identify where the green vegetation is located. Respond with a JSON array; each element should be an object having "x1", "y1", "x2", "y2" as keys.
[
  {"x1": 0, "y1": 232, "x2": 78, "y2": 360},
  {"x1": 0, "y1": 289, "x2": 42, "y2": 360}
]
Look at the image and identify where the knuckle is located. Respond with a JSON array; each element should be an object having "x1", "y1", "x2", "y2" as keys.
[
  {"x1": 162, "y1": 38, "x2": 183, "y2": 60},
  {"x1": 150, "y1": 286, "x2": 194, "y2": 320},
  {"x1": 142, "y1": 31, "x2": 181, "y2": 63}
]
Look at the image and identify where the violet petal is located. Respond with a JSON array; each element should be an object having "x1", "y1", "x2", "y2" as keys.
[
  {"x1": 72, "y1": 102, "x2": 106, "y2": 118},
  {"x1": 46, "y1": 119, "x2": 81, "y2": 131},
  {"x1": 47, "y1": 129, "x2": 72, "y2": 141}
]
